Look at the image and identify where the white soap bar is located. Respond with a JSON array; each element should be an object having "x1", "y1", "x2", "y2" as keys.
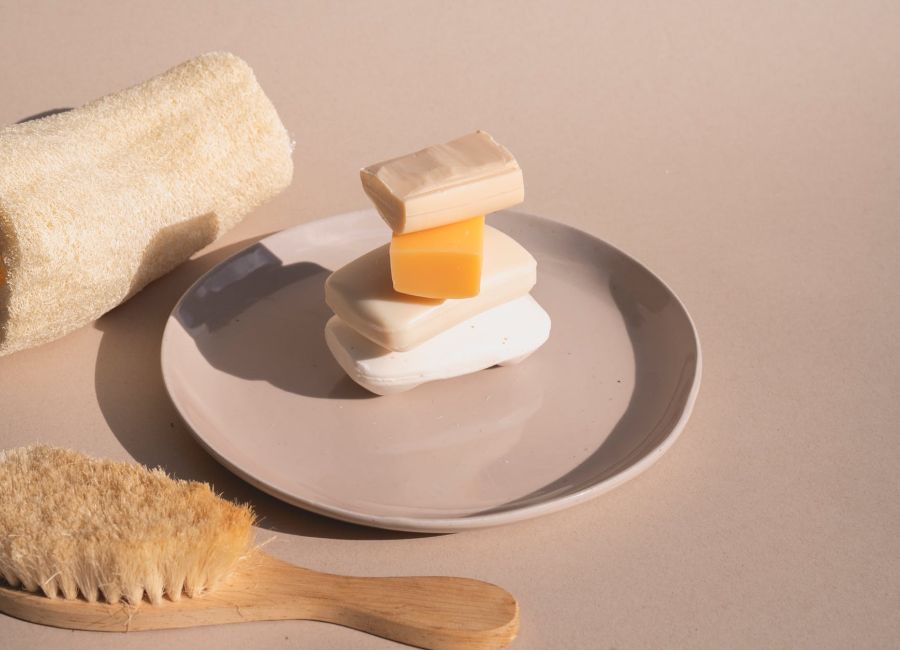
[
  {"x1": 325, "y1": 226, "x2": 536, "y2": 351},
  {"x1": 325, "y1": 295, "x2": 551, "y2": 395},
  {"x1": 360, "y1": 131, "x2": 524, "y2": 234}
]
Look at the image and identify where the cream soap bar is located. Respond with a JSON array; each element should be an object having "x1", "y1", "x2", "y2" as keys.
[
  {"x1": 325, "y1": 295, "x2": 551, "y2": 395},
  {"x1": 360, "y1": 131, "x2": 524, "y2": 234},
  {"x1": 325, "y1": 226, "x2": 536, "y2": 351}
]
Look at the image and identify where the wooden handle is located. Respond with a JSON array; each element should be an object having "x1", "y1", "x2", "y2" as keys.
[
  {"x1": 263, "y1": 556, "x2": 519, "y2": 649},
  {"x1": 319, "y1": 574, "x2": 518, "y2": 649},
  {"x1": 0, "y1": 552, "x2": 518, "y2": 649}
]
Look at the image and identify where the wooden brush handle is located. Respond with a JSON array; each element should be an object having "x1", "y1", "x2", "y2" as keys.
[
  {"x1": 0, "y1": 552, "x2": 519, "y2": 650},
  {"x1": 257, "y1": 554, "x2": 519, "y2": 649}
]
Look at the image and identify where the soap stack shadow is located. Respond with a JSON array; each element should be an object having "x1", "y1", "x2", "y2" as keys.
[
  {"x1": 94, "y1": 234, "x2": 424, "y2": 540},
  {"x1": 171, "y1": 241, "x2": 370, "y2": 399}
]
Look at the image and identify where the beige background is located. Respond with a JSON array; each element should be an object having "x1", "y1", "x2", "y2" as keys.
[{"x1": 1, "y1": 1, "x2": 899, "y2": 648}]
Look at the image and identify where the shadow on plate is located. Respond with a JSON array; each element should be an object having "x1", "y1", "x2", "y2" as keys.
[
  {"x1": 94, "y1": 233, "x2": 430, "y2": 540},
  {"x1": 171, "y1": 242, "x2": 372, "y2": 400}
]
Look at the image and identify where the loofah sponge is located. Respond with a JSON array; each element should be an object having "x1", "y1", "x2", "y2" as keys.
[
  {"x1": 0, "y1": 52, "x2": 293, "y2": 356},
  {"x1": 0, "y1": 445, "x2": 254, "y2": 605}
]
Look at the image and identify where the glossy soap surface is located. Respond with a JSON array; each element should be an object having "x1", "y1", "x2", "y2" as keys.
[{"x1": 161, "y1": 210, "x2": 701, "y2": 532}]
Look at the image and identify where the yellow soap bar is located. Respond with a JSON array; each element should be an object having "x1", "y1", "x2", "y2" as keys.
[{"x1": 390, "y1": 216, "x2": 484, "y2": 299}]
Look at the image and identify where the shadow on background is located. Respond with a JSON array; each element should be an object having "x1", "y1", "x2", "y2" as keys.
[
  {"x1": 93, "y1": 234, "x2": 428, "y2": 540},
  {"x1": 16, "y1": 107, "x2": 73, "y2": 123}
]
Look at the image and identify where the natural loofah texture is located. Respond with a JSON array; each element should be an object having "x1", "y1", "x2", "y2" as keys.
[
  {"x1": 0, "y1": 446, "x2": 254, "y2": 605},
  {"x1": 0, "y1": 51, "x2": 293, "y2": 356}
]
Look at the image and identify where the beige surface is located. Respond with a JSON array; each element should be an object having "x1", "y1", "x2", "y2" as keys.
[{"x1": 0, "y1": 1, "x2": 898, "y2": 648}]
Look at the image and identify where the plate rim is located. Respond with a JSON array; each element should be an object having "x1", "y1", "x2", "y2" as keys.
[{"x1": 160, "y1": 209, "x2": 702, "y2": 533}]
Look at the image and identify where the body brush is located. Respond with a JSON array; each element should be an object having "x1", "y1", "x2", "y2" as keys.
[{"x1": 0, "y1": 446, "x2": 518, "y2": 649}]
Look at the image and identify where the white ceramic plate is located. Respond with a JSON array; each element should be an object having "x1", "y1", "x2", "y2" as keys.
[{"x1": 161, "y1": 210, "x2": 701, "y2": 532}]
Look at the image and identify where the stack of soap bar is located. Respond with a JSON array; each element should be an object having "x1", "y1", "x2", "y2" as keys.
[
  {"x1": 324, "y1": 132, "x2": 550, "y2": 395},
  {"x1": 326, "y1": 226, "x2": 537, "y2": 351},
  {"x1": 369, "y1": 131, "x2": 525, "y2": 301}
]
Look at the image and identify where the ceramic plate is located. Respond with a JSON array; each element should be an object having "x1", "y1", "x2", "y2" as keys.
[{"x1": 161, "y1": 210, "x2": 701, "y2": 532}]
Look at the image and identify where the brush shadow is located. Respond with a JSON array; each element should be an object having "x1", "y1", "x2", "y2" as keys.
[{"x1": 94, "y1": 233, "x2": 430, "y2": 540}]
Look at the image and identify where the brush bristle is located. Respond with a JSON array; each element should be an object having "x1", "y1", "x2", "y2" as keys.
[{"x1": 0, "y1": 445, "x2": 254, "y2": 605}]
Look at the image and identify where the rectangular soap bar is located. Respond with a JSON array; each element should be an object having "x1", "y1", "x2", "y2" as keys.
[
  {"x1": 325, "y1": 295, "x2": 551, "y2": 395},
  {"x1": 325, "y1": 226, "x2": 536, "y2": 351},
  {"x1": 390, "y1": 215, "x2": 484, "y2": 299},
  {"x1": 360, "y1": 131, "x2": 524, "y2": 234}
]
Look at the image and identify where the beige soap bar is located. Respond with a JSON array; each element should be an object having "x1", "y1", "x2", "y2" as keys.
[
  {"x1": 360, "y1": 131, "x2": 524, "y2": 234},
  {"x1": 0, "y1": 52, "x2": 292, "y2": 356},
  {"x1": 325, "y1": 226, "x2": 536, "y2": 351}
]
